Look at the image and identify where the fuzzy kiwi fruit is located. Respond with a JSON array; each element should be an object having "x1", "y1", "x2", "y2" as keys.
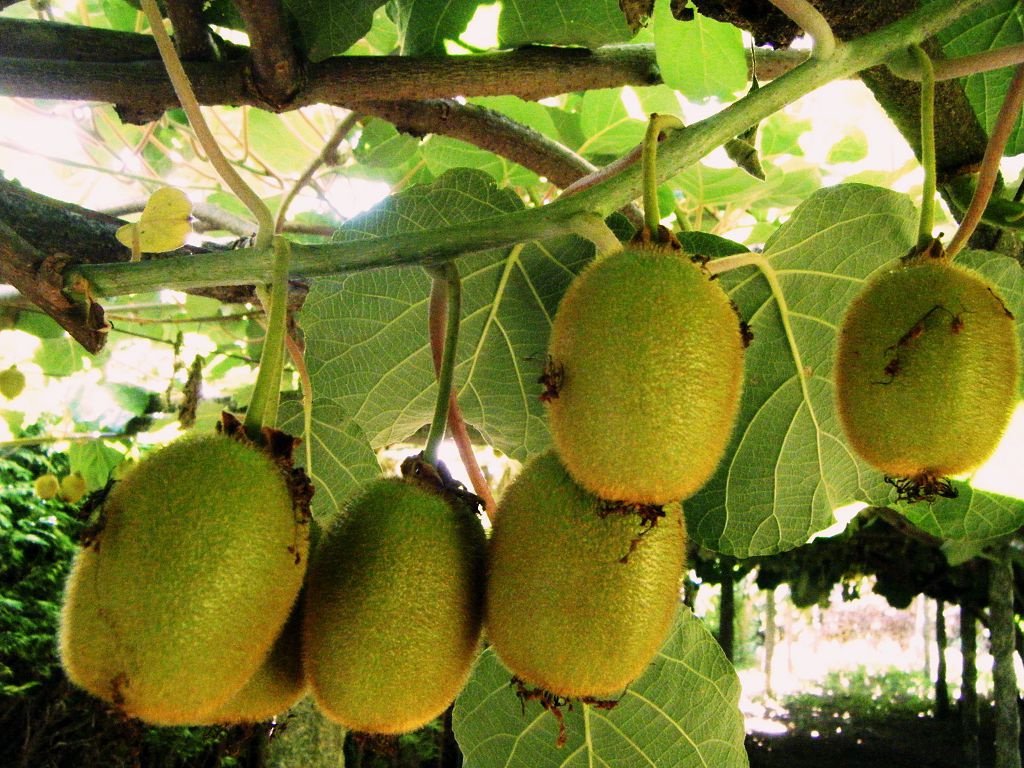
[
  {"x1": 546, "y1": 244, "x2": 745, "y2": 504},
  {"x1": 486, "y1": 451, "x2": 686, "y2": 698},
  {"x1": 303, "y1": 475, "x2": 486, "y2": 735},
  {"x1": 59, "y1": 430, "x2": 309, "y2": 725},
  {"x1": 835, "y1": 259, "x2": 1019, "y2": 481},
  {"x1": 196, "y1": 601, "x2": 306, "y2": 725}
]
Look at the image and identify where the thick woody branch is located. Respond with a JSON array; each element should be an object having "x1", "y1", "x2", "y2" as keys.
[
  {"x1": 164, "y1": 0, "x2": 220, "y2": 62},
  {"x1": 0, "y1": 177, "x2": 306, "y2": 335},
  {"x1": 361, "y1": 100, "x2": 644, "y2": 227},
  {"x1": 231, "y1": 0, "x2": 305, "y2": 107},
  {"x1": 0, "y1": 219, "x2": 107, "y2": 352}
]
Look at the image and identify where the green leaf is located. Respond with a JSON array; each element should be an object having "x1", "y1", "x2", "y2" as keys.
[
  {"x1": 354, "y1": 118, "x2": 422, "y2": 169},
  {"x1": 653, "y1": 0, "x2": 747, "y2": 101},
  {"x1": 101, "y1": 0, "x2": 138, "y2": 31},
  {"x1": 34, "y1": 337, "x2": 81, "y2": 377},
  {"x1": 759, "y1": 113, "x2": 811, "y2": 158},
  {"x1": 453, "y1": 607, "x2": 747, "y2": 768},
  {"x1": 497, "y1": 0, "x2": 633, "y2": 49},
  {"x1": 688, "y1": 184, "x2": 919, "y2": 556},
  {"x1": 278, "y1": 396, "x2": 380, "y2": 523},
  {"x1": 905, "y1": 484, "x2": 1023, "y2": 543},
  {"x1": 675, "y1": 163, "x2": 820, "y2": 213},
  {"x1": 68, "y1": 440, "x2": 125, "y2": 491},
  {"x1": 421, "y1": 136, "x2": 538, "y2": 188},
  {"x1": 826, "y1": 129, "x2": 869, "y2": 164},
  {"x1": 246, "y1": 110, "x2": 319, "y2": 174},
  {"x1": 933, "y1": 0, "x2": 1024, "y2": 155},
  {"x1": 389, "y1": 0, "x2": 482, "y2": 54},
  {"x1": 302, "y1": 169, "x2": 593, "y2": 460},
  {"x1": 677, "y1": 231, "x2": 749, "y2": 258},
  {"x1": 286, "y1": 0, "x2": 387, "y2": 61},
  {"x1": 577, "y1": 87, "x2": 681, "y2": 158}
]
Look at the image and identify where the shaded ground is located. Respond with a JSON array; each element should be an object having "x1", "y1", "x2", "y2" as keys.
[{"x1": 746, "y1": 707, "x2": 994, "y2": 768}]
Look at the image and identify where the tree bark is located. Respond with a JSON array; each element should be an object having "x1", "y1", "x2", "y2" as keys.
[
  {"x1": 990, "y1": 548, "x2": 1021, "y2": 768},
  {"x1": 961, "y1": 599, "x2": 980, "y2": 768},
  {"x1": 935, "y1": 599, "x2": 950, "y2": 719}
]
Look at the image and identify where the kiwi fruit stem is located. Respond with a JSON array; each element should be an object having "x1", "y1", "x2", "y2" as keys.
[
  {"x1": 423, "y1": 262, "x2": 462, "y2": 466},
  {"x1": 911, "y1": 45, "x2": 937, "y2": 247},
  {"x1": 243, "y1": 236, "x2": 292, "y2": 439},
  {"x1": 641, "y1": 114, "x2": 684, "y2": 241}
]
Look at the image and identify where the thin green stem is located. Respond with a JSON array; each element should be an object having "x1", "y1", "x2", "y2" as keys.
[
  {"x1": 242, "y1": 236, "x2": 291, "y2": 437},
  {"x1": 138, "y1": 0, "x2": 273, "y2": 248},
  {"x1": 423, "y1": 263, "x2": 461, "y2": 466},
  {"x1": 641, "y1": 114, "x2": 684, "y2": 237},
  {"x1": 946, "y1": 63, "x2": 1024, "y2": 259},
  {"x1": 911, "y1": 45, "x2": 937, "y2": 245}
]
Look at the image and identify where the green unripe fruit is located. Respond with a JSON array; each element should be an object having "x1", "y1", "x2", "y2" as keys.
[
  {"x1": 835, "y1": 260, "x2": 1019, "y2": 479},
  {"x1": 34, "y1": 473, "x2": 60, "y2": 500},
  {"x1": 60, "y1": 472, "x2": 88, "y2": 504},
  {"x1": 486, "y1": 451, "x2": 686, "y2": 698},
  {"x1": 0, "y1": 365, "x2": 25, "y2": 399},
  {"x1": 547, "y1": 245, "x2": 745, "y2": 504},
  {"x1": 303, "y1": 477, "x2": 486, "y2": 734},
  {"x1": 197, "y1": 603, "x2": 306, "y2": 724},
  {"x1": 60, "y1": 432, "x2": 308, "y2": 725}
]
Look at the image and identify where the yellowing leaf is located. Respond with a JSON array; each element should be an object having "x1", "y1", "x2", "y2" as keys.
[{"x1": 115, "y1": 187, "x2": 192, "y2": 254}]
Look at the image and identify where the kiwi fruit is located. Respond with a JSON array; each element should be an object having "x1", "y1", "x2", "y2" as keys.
[
  {"x1": 59, "y1": 472, "x2": 88, "y2": 504},
  {"x1": 0, "y1": 365, "x2": 25, "y2": 399},
  {"x1": 196, "y1": 601, "x2": 306, "y2": 725},
  {"x1": 485, "y1": 451, "x2": 686, "y2": 698},
  {"x1": 546, "y1": 244, "x2": 745, "y2": 504},
  {"x1": 34, "y1": 473, "x2": 60, "y2": 500},
  {"x1": 303, "y1": 475, "x2": 486, "y2": 735},
  {"x1": 835, "y1": 259, "x2": 1019, "y2": 481},
  {"x1": 59, "y1": 430, "x2": 309, "y2": 725}
]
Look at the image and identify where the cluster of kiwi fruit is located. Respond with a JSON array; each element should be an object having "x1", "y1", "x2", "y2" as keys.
[
  {"x1": 834, "y1": 247, "x2": 1019, "y2": 500},
  {"x1": 486, "y1": 233, "x2": 748, "y2": 702},
  {"x1": 59, "y1": 414, "x2": 313, "y2": 726},
  {"x1": 59, "y1": 415, "x2": 488, "y2": 735}
]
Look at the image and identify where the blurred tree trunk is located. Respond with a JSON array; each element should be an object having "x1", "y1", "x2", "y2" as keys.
[
  {"x1": 961, "y1": 599, "x2": 980, "y2": 768},
  {"x1": 719, "y1": 559, "x2": 735, "y2": 663},
  {"x1": 764, "y1": 588, "x2": 777, "y2": 699},
  {"x1": 935, "y1": 599, "x2": 950, "y2": 719},
  {"x1": 990, "y1": 548, "x2": 1021, "y2": 768}
]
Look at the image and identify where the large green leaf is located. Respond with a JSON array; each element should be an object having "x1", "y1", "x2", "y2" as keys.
[
  {"x1": 301, "y1": 169, "x2": 593, "y2": 460},
  {"x1": 933, "y1": 0, "x2": 1024, "y2": 155},
  {"x1": 389, "y1": 0, "x2": 482, "y2": 54},
  {"x1": 286, "y1": 0, "x2": 387, "y2": 61},
  {"x1": 278, "y1": 396, "x2": 380, "y2": 523},
  {"x1": 497, "y1": 0, "x2": 633, "y2": 49},
  {"x1": 653, "y1": 0, "x2": 747, "y2": 102},
  {"x1": 577, "y1": 87, "x2": 682, "y2": 158},
  {"x1": 905, "y1": 484, "x2": 1023, "y2": 542},
  {"x1": 453, "y1": 607, "x2": 747, "y2": 768},
  {"x1": 688, "y1": 184, "x2": 918, "y2": 556}
]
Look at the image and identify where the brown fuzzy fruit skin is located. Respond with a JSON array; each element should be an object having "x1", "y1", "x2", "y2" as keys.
[
  {"x1": 302, "y1": 477, "x2": 486, "y2": 735},
  {"x1": 835, "y1": 260, "x2": 1019, "y2": 478},
  {"x1": 485, "y1": 451, "x2": 686, "y2": 698},
  {"x1": 197, "y1": 602, "x2": 306, "y2": 725},
  {"x1": 59, "y1": 433, "x2": 308, "y2": 725},
  {"x1": 547, "y1": 244, "x2": 745, "y2": 504}
]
